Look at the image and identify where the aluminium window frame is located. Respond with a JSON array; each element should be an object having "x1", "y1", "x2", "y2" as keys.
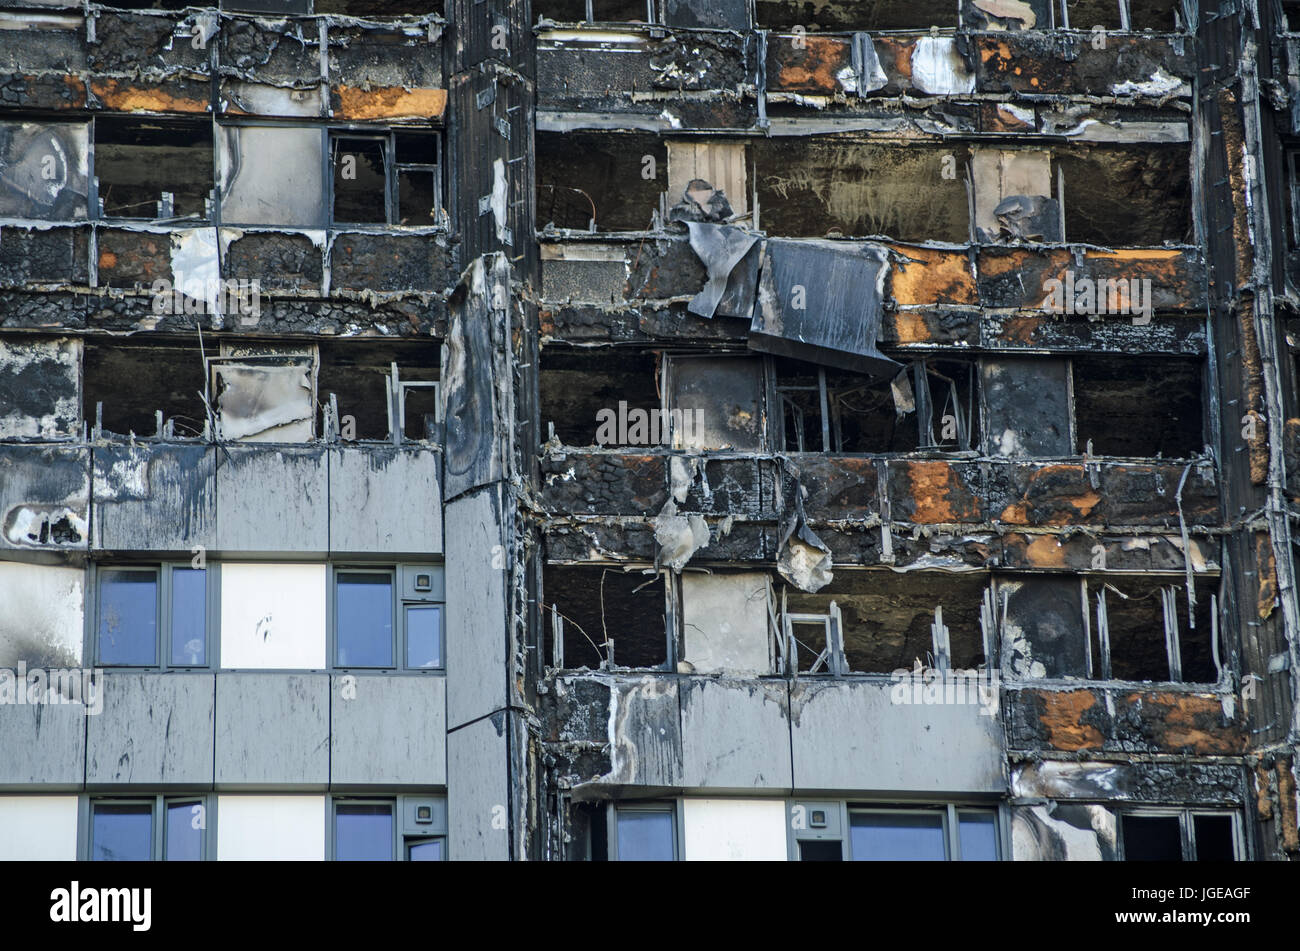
[
  {"x1": 607, "y1": 800, "x2": 683, "y2": 861},
  {"x1": 786, "y1": 800, "x2": 1008, "y2": 861},
  {"x1": 327, "y1": 794, "x2": 448, "y2": 861},
  {"x1": 327, "y1": 563, "x2": 446, "y2": 673},
  {"x1": 79, "y1": 793, "x2": 215, "y2": 861},
  {"x1": 328, "y1": 128, "x2": 444, "y2": 229},
  {"x1": 1116, "y1": 806, "x2": 1245, "y2": 861},
  {"x1": 86, "y1": 561, "x2": 220, "y2": 671}
]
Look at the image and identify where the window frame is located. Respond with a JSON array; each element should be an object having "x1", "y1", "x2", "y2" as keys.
[
  {"x1": 1117, "y1": 807, "x2": 1245, "y2": 861},
  {"x1": 607, "y1": 800, "x2": 682, "y2": 861},
  {"x1": 327, "y1": 563, "x2": 446, "y2": 673},
  {"x1": 328, "y1": 128, "x2": 444, "y2": 229},
  {"x1": 788, "y1": 801, "x2": 1006, "y2": 862},
  {"x1": 88, "y1": 561, "x2": 219, "y2": 671},
  {"x1": 327, "y1": 795, "x2": 448, "y2": 861},
  {"x1": 80, "y1": 793, "x2": 214, "y2": 861}
]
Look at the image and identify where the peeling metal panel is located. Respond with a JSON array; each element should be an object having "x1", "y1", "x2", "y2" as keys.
[{"x1": 1010, "y1": 803, "x2": 1115, "y2": 861}]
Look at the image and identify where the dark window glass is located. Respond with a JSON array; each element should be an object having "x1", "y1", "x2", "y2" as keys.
[
  {"x1": 958, "y1": 811, "x2": 998, "y2": 861},
  {"x1": 1193, "y1": 815, "x2": 1236, "y2": 861},
  {"x1": 616, "y1": 810, "x2": 673, "y2": 861},
  {"x1": 92, "y1": 803, "x2": 153, "y2": 861},
  {"x1": 407, "y1": 839, "x2": 444, "y2": 861},
  {"x1": 397, "y1": 170, "x2": 437, "y2": 226},
  {"x1": 171, "y1": 568, "x2": 206, "y2": 666},
  {"x1": 332, "y1": 137, "x2": 387, "y2": 224},
  {"x1": 849, "y1": 811, "x2": 946, "y2": 861},
  {"x1": 98, "y1": 570, "x2": 158, "y2": 665},
  {"x1": 336, "y1": 804, "x2": 393, "y2": 861},
  {"x1": 1123, "y1": 814, "x2": 1183, "y2": 861},
  {"x1": 336, "y1": 573, "x2": 393, "y2": 667},
  {"x1": 798, "y1": 840, "x2": 843, "y2": 861},
  {"x1": 165, "y1": 801, "x2": 203, "y2": 861},
  {"x1": 406, "y1": 604, "x2": 442, "y2": 668}
]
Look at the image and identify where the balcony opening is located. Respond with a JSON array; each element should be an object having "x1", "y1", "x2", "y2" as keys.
[
  {"x1": 1056, "y1": 146, "x2": 1191, "y2": 246},
  {"x1": 83, "y1": 337, "x2": 206, "y2": 439},
  {"x1": 540, "y1": 349, "x2": 660, "y2": 448},
  {"x1": 543, "y1": 565, "x2": 669, "y2": 669},
  {"x1": 537, "y1": 132, "x2": 666, "y2": 233},
  {"x1": 755, "y1": 0, "x2": 956, "y2": 31},
  {"x1": 754, "y1": 140, "x2": 969, "y2": 242},
  {"x1": 94, "y1": 117, "x2": 213, "y2": 222},
  {"x1": 1072, "y1": 356, "x2": 1203, "y2": 458},
  {"x1": 316, "y1": 339, "x2": 440, "y2": 443}
]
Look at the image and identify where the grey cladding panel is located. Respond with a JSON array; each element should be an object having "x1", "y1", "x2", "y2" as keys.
[
  {"x1": 447, "y1": 712, "x2": 511, "y2": 861},
  {"x1": 93, "y1": 445, "x2": 216, "y2": 551},
  {"x1": 331, "y1": 674, "x2": 446, "y2": 786},
  {"x1": 680, "y1": 678, "x2": 791, "y2": 790},
  {"x1": 214, "y1": 673, "x2": 329, "y2": 787},
  {"x1": 329, "y1": 447, "x2": 442, "y2": 555},
  {"x1": 215, "y1": 445, "x2": 328, "y2": 552},
  {"x1": 0, "y1": 700, "x2": 86, "y2": 788},
  {"x1": 86, "y1": 673, "x2": 215, "y2": 785},
  {"x1": 0, "y1": 444, "x2": 89, "y2": 551},
  {"x1": 444, "y1": 487, "x2": 507, "y2": 727}
]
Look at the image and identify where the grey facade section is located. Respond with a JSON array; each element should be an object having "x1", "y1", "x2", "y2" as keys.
[
  {"x1": 447, "y1": 712, "x2": 511, "y2": 861},
  {"x1": 0, "y1": 701, "x2": 86, "y2": 789},
  {"x1": 92, "y1": 445, "x2": 217, "y2": 552},
  {"x1": 0, "y1": 445, "x2": 90, "y2": 552},
  {"x1": 444, "y1": 485, "x2": 507, "y2": 729},
  {"x1": 331, "y1": 674, "x2": 447, "y2": 787},
  {"x1": 86, "y1": 673, "x2": 215, "y2": 786},
  {"x1": 214, "y1": 673, "x2": 330, "y2": 788},
  {"x1": 328, "y1": 447, "x2": 443, "y2": 555},
  {"x1": 215, "y1": 446, "x2": 329, "y2": 554},
  {"x1": 680, "y1": 678, "x2": 792, "y2": 791},
  {"x1": 788, "y1": 680, "x2": 1005, "y2": 793}
]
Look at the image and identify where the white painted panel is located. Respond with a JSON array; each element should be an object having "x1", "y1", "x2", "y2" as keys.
[
  {"x1": 216, "y1": 795, "x2": 325, "y2": 860},
  {"x1": 0, "y1": 796, "x2": 78, "y2": 859},
  {"x1": 682, "y1": 798, "x2": 787, "y2": 861},
  {"x1": 682, "y1": 573, "x2": 770, "y2": 674},
  {"x1": 0, "y1": 562, "x2": 83, "y2": 667},
  {"x1": 219, "y1": 563, "x2": 326, "y2": 669}
]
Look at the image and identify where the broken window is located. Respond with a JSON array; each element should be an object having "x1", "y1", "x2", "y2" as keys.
[
  {"x1": 783, "y1": 570, "x2": 990, "y2": 675},
  {"x1": 93, "y1": 563, "x2": 212, "y2": 669},
  {"x1": 83, "y1": 338, "x2": 207, "y2": 440},
  {"x1": 316, "y1": 339, "x2": 440, "y2": 443},
  {"x1": 1072, "y1": 356, "x2": 1204, "y2": 458},
  {"x1": 539, "y1": 349, "x2": 660, "y2": 447},
  {"x1": 1055, "y1": 146, "x2": 1192, "y2": 246},
  {"x1": 208, "y1": 344, "x2": 318, "y2": 442},
  {"x1": 972, "y1": 149, "x2": 1062, "y2": 243},
  {"x1": 0, "y1": 120, "x2": 89, "y2": 220},
  {"x1": 536, "y1": 0, "x2": 656, "y2": 21},
  {"x1": 774, "y1": 356, "x2": 976, "y2": 453},
  {"x1": 330, "y1": 131, "x2": 443, "y2": 227},
  {"x1": 315, "y1": 0, "x2": 441, "y2": 14},
  {"x1": 755, "y1": 0, "x2": 956, "y2": 31},
  {"x1": 1063, "y1": 0, "x2": 1123, "y2": 31},
  {"x1": 1001, "y1": 575, "x2": 1218, "y2": 683},
  {"x1": 537, "y1": 132, "x2": 665, "y2": 232},
  {"x1": 981, "y1": 357, "x2": 1073, "y2": 457},
  {"x1": 664, "y1": 354, "x2": 764, "y2": 451},
  {"x1": 1120, "y1": 810, "x2": 1240, "y2": 861},
  {"x1": 666, "y1": 140, "x2": 749, "y2": 225},
  {"x1": 543, "y1": 565, "x2": 669, "y2": 669},
  {"x1": 753, "y1": 140, "x2": 969, "y2": 242},
  {"x1": 94, "y1": 117, "x2": 213, "y2": 222}
]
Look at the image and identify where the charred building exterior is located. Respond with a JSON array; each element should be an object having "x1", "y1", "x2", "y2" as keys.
[{"x1": 1, "y1": 0, "x2": 1299, "y2": 862}]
